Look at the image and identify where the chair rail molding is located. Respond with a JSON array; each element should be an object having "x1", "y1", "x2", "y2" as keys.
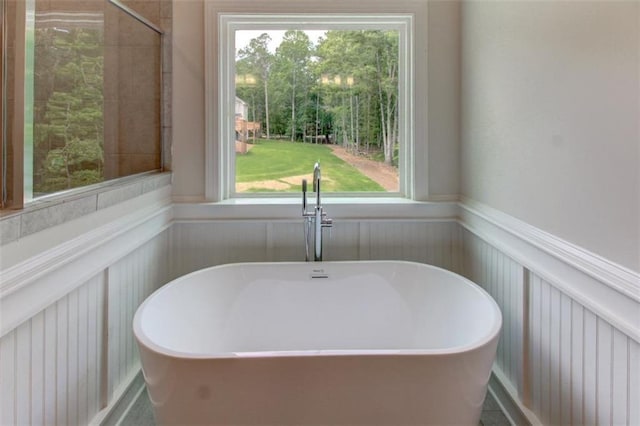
[
  {"x1": 0, "y1": 190, "x2": 172, "y2": 338},
  {"x1": 459, "y1": 197, "x2": 640, "y2": 343}
]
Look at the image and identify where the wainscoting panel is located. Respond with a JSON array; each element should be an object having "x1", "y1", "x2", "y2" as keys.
[
  {"x1": 321, "y1": 221, "x2": 361, "y2": 261},
  {"x1": 460, "y1": 206, "x2": 640, "y2": 426},
  {"x1": 270, "y1": 221, "x2": 310, "y2": 261},
  {"x1": 171, "y1": 219, "x2": 461, "y2": 277},
  {"x1": 5, "y1": 196, "x2": 637, "y2": 426},
  {"x1": 107, "y1": 231, "x2": 171, "y2": 401},
  {"x1": 365, "y1": 221, "x2": 461, "y2": 270},
  {"x1": 170, "y1": 221, "x2": 269, "y2": 278},
  {"x1": 0, "y1": 273, "x2": 105, "y2": 426},
  {"x1": 461, "y1": 229, "x2": 526, "y2": 398},
  {"x1": 630, "y1": 338, "x2": 640, "y2": 426},
  {"x1": 528, "y1": 272, "x2": 639, "y2": 426},
  {"x1": 0, "y1": 203, "x2": 170, "y2": 425}
]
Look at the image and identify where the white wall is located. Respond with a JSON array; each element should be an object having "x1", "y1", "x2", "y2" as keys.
[
  {"x1": 172, "y1": 0, "x2": 206, "y2": 200},
  {"x1": 427, "y1": 0, "x2": 460, "y2": 199},
  {"x1": 460, "y1": 0, "x2": 640, "y2": 272},
  {"x1": 171, "y1": 0, "x2": 461, "y2": 201}
]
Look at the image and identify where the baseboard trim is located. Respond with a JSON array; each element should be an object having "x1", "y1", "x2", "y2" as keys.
[
  {"x1": 489, "y1": 368, "x2": 541, "y2": 426},
  {"x1": 113, "y1": 374, "x2": 148, "y2": 426},
  {"x1": 91, "y1": 368, "x2": 146, "y2": 426}
]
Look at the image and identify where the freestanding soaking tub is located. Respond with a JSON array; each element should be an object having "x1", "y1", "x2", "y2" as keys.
[{"x1": 133, "y1": 261, "x2": 501, "y2": 425}]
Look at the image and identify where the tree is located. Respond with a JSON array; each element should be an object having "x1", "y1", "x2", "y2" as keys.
[
  {"x1": 315, "y1": 30, "x2": 398, "y2": 163},
  {"x1": 33, "y1": 28, "x2": 104, "y2": 193},
  {"x1": 237, "y1": 34, "x2": 273, "y2": 138},
  {"x1": 235, "y1": 29, "x2": 399, "y2": 164},
  {"x1": 372, "y1": 31, "x2": 399, "y2": 166},
  {"x1": 272, "y1": 30, "x2": 314, "y2": 141}
]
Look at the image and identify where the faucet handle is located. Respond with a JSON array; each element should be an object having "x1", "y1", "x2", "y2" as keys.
[{"x1": 302, "y1": 179, "x2": 307, "y2": 212}]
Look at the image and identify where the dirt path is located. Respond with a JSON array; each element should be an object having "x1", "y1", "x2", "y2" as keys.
[
  {"x1": 329, "y1": 145, "x2": 399, "y2": 192},
  {"x1": 235, "y1": 173, "x2": 335, "y2": 192}
]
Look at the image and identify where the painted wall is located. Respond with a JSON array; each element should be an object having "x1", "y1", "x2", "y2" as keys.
[
  {"x1": 172, "y1": 0, "x2": 206, "y2": 200},
  {"x1": 460, "y1": 1, "x2": 640, "y2": 271},
  {"x1": 171, "y1": 0, "x2": 461, "y2": 201}
]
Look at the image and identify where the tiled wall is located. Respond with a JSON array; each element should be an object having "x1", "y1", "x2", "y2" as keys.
[
  {"x1": 117, "y1": 0, "x2": 173, "y2": 171},
  {"x1": 0, "y1": 173, "x2": 170, "y2": 246},
  {"x1": 103, "y1": 0, "x2": 167, "y2": 178}
]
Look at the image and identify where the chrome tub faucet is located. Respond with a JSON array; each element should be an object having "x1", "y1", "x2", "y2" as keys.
[{"x1": 302, "y1": 162, "x2": 333, "y2": 261}]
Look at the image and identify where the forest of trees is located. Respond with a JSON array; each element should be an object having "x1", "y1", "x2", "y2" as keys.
[{"x1": 235, "y1": 30, "x2": 399, "y2": 166}]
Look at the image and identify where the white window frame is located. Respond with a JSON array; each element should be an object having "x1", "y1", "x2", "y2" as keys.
[{"x1": 204, "y1": 0, "x2": 428, "y2": 203}]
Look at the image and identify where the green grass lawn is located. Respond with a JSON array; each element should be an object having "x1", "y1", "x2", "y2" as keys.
[{"x1": 236, "y1": 140, "x2": 384, "y2": 192}]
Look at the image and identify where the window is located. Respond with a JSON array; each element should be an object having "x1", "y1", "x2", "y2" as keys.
[
  {"x1": 206, "y1": 4, "x2": 422, "y2": 201},
  {"x1": 1, "y1": 0, "x2": 163, "y2": 209}
]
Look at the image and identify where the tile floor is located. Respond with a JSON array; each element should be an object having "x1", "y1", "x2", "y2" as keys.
[{"x1": 122, "y1": 388, "x2": 511, "y2": 425}]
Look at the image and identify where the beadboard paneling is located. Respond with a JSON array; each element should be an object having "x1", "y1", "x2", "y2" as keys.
[
  {"x1": 366, "y1": 221, "x2": 461, "y2": 270},
  {"x1": 0, "y1": 228, "x2": 170, "y2": 426},
  {"x1": 0, "y1": 273, "x2": 104, "y2": 426},
  {"x1": 461, "y1": 229, "x2": 526, "y2": 397},
  {"x1": 170, "y1": 221, "x2": 268, "y2": 278},
  {"x1": 461, "y1": 225, "x2": 640, "y2": 425},
  {"x1": 171, "y1": 220, "x2": 461, "y2": 277},
  {"x1": 107, "y1": 232, "x2": 170, "y2": 400},
  {"x1": 527, "y1": 272, "x2": 639, "y2": 426},
  {"x1": 4, "y1": 196, "x2": 637, "y2": 426},
  {"x1": 322, "y1": 221, "x2": 361, "y2": 261},
  {"x1": 630, "y1": 339, "x2": 640, "y2": 425}
]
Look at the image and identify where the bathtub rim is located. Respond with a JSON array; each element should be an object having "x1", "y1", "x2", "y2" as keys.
[{"x1": 133, "y1": 260, "x2": 502, "y2": 360}]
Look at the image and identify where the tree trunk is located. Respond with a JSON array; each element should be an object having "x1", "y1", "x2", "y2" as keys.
[
  {"x1": 365, "y1": 93, "x2": 371, "y2": 153},
  {"x1": 264, "y1": 79, "x2": 270, "y2": 139},
  {"x1": 315, "y1": 93, "x2": 319, "y2": 144},
  {"x1": 291, "y1": 68, "x2": 296, "y2": 142},
  {"x1": 349, "y1": 94, "x2": 355, "y2": 153},
  {"x1": 355, "y1": 95, "x2": 360, "y2": 154}
]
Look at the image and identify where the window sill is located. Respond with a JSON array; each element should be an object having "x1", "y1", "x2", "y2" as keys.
[{"x1": 172, "y1": 196, "x2": 459, "y2": 221}]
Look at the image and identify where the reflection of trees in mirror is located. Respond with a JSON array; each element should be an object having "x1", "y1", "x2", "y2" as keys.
[
  {"x1": 33, "y1": 28, "x2": 104, "y2": 195},
  {"x1": 236, "y1": 29, "x2": 399, "y2": 170}
]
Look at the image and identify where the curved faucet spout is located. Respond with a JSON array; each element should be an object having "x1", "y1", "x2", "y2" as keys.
[
  {"x1": 313, "y1": 162, "x2": 321, "y2": 207},
  {"x1": 313, "y1": 162, "x2": 321, "y2": 192},
  {"x1": 302, "y1": 162, "x2": 332, "y2": 261}
]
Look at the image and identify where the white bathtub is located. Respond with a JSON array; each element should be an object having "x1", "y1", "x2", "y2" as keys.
[{"x1": 134, "y1": 261, "x2": 501, "y2": 425}]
